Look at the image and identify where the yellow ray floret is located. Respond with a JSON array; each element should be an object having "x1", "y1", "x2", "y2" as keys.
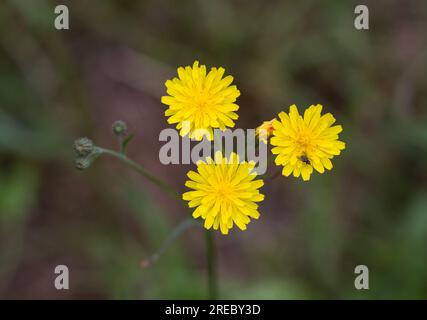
[
  {"x1": 161, "y1": 61, "x2": 240, "y2": 141},
  {"x1": 183, "y1": 151, "x2": 264, "y2": 235},
  {"x1": 270, "y1": 104, "x2": 346, "y2": 181}
]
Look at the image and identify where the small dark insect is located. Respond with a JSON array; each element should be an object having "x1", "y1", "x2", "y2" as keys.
[{"x1": 300, "y1": 154, "x2": 311, "y2": 165}]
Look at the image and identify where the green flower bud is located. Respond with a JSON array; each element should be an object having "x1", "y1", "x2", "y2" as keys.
[
  {"x1": 75, "y1": 157, "x2": 92, "y2": 170},
  {"x1": 74, "y1": 137, "x2": 94, "y2": 157},
  {"x1": 112, "y1": 120, "x2": 128, "y2": 137}
]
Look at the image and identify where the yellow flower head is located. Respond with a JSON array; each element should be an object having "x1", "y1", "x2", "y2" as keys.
[
  {"x1": 161, "y1": 61, "x2": 240, "y2": 141},
  {"x1": 270, "y1": 104, "x2": 345, "y2": 181},
  {"x1": 256, "y1": 119, "x2": 275, "y2": 144},
  {"x1": 183, "y1": 151, "x2": 264, "y2": 235}
]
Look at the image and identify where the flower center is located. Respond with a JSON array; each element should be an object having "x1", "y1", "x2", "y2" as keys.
[
  {"x1": 214, "y1": 181, "x2": 234, "y2": 200},
  {"x1": 294, "y1": 132, "x2": 316, "y2": 160},
  {"x1": 194, "y1": 91, "x2": 209, "y2": 110},
  {"x1": 296, "y1": 134, "x2": 312, "y2": 149}
]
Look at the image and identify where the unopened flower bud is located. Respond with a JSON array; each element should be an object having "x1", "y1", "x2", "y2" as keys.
[
  {"x1": 112, "y1": 120, "x2": 128, "y2": 137},
  {"x1": 74, "y1": 137, "x2": 94, "y2": 156},
  {"x1": 75, "y1": 157, "x2": 92, "y2": 170}
]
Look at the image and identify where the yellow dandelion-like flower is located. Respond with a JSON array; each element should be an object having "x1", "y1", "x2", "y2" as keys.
[
  {"x1": 256, "y1": 119, "x2": 275, "y2": 144},
  {"x1": 183, "y1": 151, "x2": 264, "y2": 235},
  {"x1": 270, "y1": 104, "x2": 346, "y2": 181},
  {"x1": 161, "y1": 61, "x2": 240, "y2": 141}
]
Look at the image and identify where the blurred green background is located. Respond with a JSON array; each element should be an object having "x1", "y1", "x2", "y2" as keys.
[{"x1": 1, "y1": 0, "x2": 427, "y2": 299}]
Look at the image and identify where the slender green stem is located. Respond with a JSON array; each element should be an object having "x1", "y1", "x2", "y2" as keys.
[
  {"x1": 205, "y1": 229, "x2": 218, "y2": 300},
  {"x1": 96, "y1": 146, "x2": 218, "y2": 299},
  {"x1": 118, "y1": 136, "x2": 124, "y2": 154},
  {"x1": 141, "y1": 217, "x2": 196, "y2": 268},
  {"x1": 97, "y1": 147, "x2": 180, "y2": 201}
]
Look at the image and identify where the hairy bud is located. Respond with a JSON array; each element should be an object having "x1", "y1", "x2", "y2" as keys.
[
  {"x1": 112, "y1": 120, "x2": 128, "y2": 137},
  {"x1": 74, "y1": 137, "x2": 94, "y2": 157},
  {"x1": 75, "y1": 157, "x2": 92, "y2": 170}
]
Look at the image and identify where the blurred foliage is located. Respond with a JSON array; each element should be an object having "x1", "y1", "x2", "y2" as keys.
[{"x1": 0, "y1": 0, "x2": 427, "y2": 299}]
